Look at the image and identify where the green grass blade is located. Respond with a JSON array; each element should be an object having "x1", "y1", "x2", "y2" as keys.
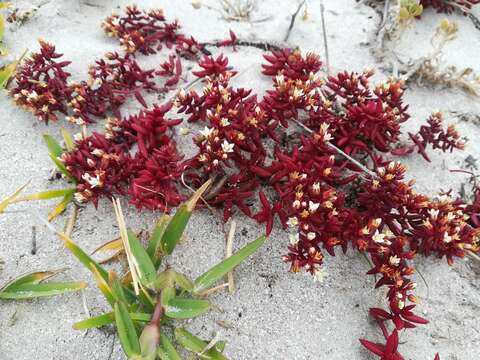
[
  {"x1": 174, "y1": 328, "x2": 227, "y2": 360},
  {"x1": 0, "y1": 269, "x2": 64, "y2": 291},
  {"x1": 158, "y1": 333, "x2": 181, "y2": 360},
  {"x1": 60, "y1": 128, "x2": 75, "y2": 151},
  {"x1": 164, "y1": 298, "x2": 210, "y2": 319},
  {"x1": 114, "y1": 302, "x2": 141, "y2": 357},
  {"x1": 127, "y1": 230, "x2": 157, "y2": 287},
  {"x1": 0, "y1": 281, "x2": 86, "y2": 300},
  {"x1": 73, "y1": 312, "x2": 152, "y2": 330},
  {"x1": 49, "y1": 154, "x2": 73, "y2": 179},
  {"x1": 43, "y1": 134, "x2": 64, "y2": 157},
  {"x1": 13, "y1": 188, "x2": 75, "y2": 202},
  {"x1": 146, "y1": 214, "x2": 170, "y2": 268},
  {"x1": 161, "y1": 180, "x2": 211, "y2": 255},
  {"x1": 48, "y1": 192, "x2": 74, "y2": 221},
  {"x1": 193, "y1": 236, "x2": 266, "y2": 294}
]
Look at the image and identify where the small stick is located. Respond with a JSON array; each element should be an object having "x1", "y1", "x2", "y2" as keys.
[
  {"x1": 196, "y1": 282, "x2": 229, "y2": 297},
  {"x1": 284, "y1": 0, "x2": 306, "y2": 42},
  {"x1": 319, "y1": 0, "x2": 330, "y2": 76},
  {"x1": 225, "y1": 220, "x2": 237, "y2": 293},
  {"x1": 31, "y1": 226, "x2": 37, "y2": 255},
  {"x1": 468, "y1": 250, "x2": 480, "y2": 262}
]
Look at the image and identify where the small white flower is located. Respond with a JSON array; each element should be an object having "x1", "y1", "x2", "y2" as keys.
[
  {"x1": 220, "y1": 117, "x2": 230, "y2": 127},
  {"x1": 372, "y1": 218, "x2": 382, "y2": 227},
  {"x1": 212, "y1": 159, "x2": 219, "y2": 166},
  {"x1": 372, "y1": 230, "x2": 386, "y2": 244},
  {"x1": 73, "y1": 133, "x2": 84, "y2": 141},
  {"x1": 287, "y1": 217, "x2": 298, "y2": 227},
  {"x1": 221, "y1": 140, "x2": 234, "y2": 153},
  {"x1": 307, "y1": 232, "x2": 316, "y2": 240},
  {"x1": 289, "y1": 233, "x2": 299, "y2": 245},
  {"x1": 82, "y1": 173, "x2": 102, "y2": 188},
  {"x1": 275, "y1": 74, "x2": 285, "y2": 85},
  {"x1": 308, "y1": 201, "x2": 320, "y2": 213},
  {"x1": 389, "y1": 255, "x2": 400, "y2": 267},
  {"x1": 199, "y1": 126, "x2": 214, "y2": 138},
  {"x1": 27, "y1": 90, "x2": 39, "y2": 101},
  {"x1": 397, "y1": 300, "x2": 405, "y2": 309},
  {"x1": 179, "y1": 127, "x2": 190, "y2": 135},
  {"x1": 312, "y1": 182, "x2": 320, "y2": 193},
  {"x1": 91, "y1": 149, "x2": 104, "y2": 157},
  {"x1": 292, "y1": 200, "x2": 301, "y2": 209},
  {"x1": 198, "y1": 154, "x2": 207, "y2": 162},
  {"x1": 292, "y1": 87, "x2": 304, "y2": 99},
  {"x1": 443, "y1": 232, "x2": 452, "y2": 243},
  {"x1": 428, "y1": 208, "x2": 440, "y2": 220}
]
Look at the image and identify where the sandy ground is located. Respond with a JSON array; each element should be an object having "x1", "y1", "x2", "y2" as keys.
[{"x1": 0, "y1": 1, "x2": 480, "y2": 359}]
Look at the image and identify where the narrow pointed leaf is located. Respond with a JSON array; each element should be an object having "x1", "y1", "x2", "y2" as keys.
[
  {"x1": 114, "y1": 301, "x2": 141, "y2": 357},
  {"x1": 73, "y1": 312, "x2": 152, "y2": 330},
  {"x1": 161, "y1": 180, "x2": 211, "y2": 255},
  {"x1": 91, "y1": 238, "x2": 123, "y2": 254},
  {"x1": 0, "y1": 269, "x2": 65, "y2": 292},
  {"x1": 158, "y1": 333, "x2": 181, "y2": 360},
  {"x1": 43, "y1": 134, "x2": 64, "y2": 157},
  {"x1": 172, "y1": 271, "x2": 193, "y2": 292},
  {"x1": 48, "y1": 192, "x2": 74, "y2": 221},
  {"x1": 146, "y1": 214, "x2": 170, "y2": 267},
  {"x1": 193, "y1": 236, "x2": 266, "y2": 294},
  {"x1": 0, "y1": 181, "x2": 30, "y2": 213},
  {"x1": 127, "y1": 229, "x2": 157, "y2": 287},
  {"x1": 0, "y1": 281, "x2": 86, "y2": 299},
  {"x1": 49, "y1": 154, "x2": 73, "y2": 179},
  {"x1": 174, "y1": 328, "x2": 228, "y2": 360},
  {"x1": 164, "y1": 298, "x2": 210, "y2": 319},
  {"x1": 60, "y1": 128, "x2": 75, "y2": 151},
  {"x1": 160, "y1": 287, "x2": 175, "y2": 307},
  {"x1": 14, "y1": 188, "x2": 75, "y2": 203},
  {"x1": 0, "y1": 60, "x2": 18, "y2": 88},
  {"x1": 90, "y1": 266, "x2": 115, "y2": 306}
]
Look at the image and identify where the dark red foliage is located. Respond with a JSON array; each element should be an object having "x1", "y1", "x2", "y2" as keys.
[
  {"x1": 156, "y1": 54, "x2": 183, "y2": 87},
  {"x1": 192, "y1": 54, "x2": 234, "y2": 79},
  {"x1": 61, "y1": 132, "x2": 134, "y2": 207},
  {"x1": 420, "y1": 0, "x2": 480, "y2": 13},
  {"x1": 10, "y1": 40, "x2": 72, "y2": 124},
  {"x1": 102, "y1": 5, "x2": 204, "y2": 57},
  {"x1": 216, "y1": 30, "x2": 238, "y2": 50},
  {"x1": 392, "y1": 112, "x2": 465, "y2": 162}
]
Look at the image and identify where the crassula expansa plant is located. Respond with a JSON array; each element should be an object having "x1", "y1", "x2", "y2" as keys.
[
  {"x1": 8, "y1": 5, "x2": 480, "y2": 360},
  {"x1": 420, "y1": 0, "x2": 480, "y2": 13}
]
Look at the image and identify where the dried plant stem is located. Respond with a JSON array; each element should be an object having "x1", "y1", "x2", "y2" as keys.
[
  {"x1": 292, "y1": 118, "x2": 377, "y2": 177},
  {"x1": 225, "y1": 220, "x2": 237, "y2": 293},
  {"x1": 284, "y1": 0, "x2": 306, "y2": 42},
  {"x1": 112, "y1": 198, "x2": 140, "y2": 295},
  {"x1": 197, "y1": 282, "x2": 229, "y2": 297},
  {"x1": 468, "y1": 250, "x2": 480, "y2": 262},
  {"x1": 319, "y1": 0, "x2": 330, "y2": 76},
  {"x1": 64, "y1": 203, "x2": 78, "y2": 237}
]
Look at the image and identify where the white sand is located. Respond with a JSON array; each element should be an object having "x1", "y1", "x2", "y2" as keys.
[{"x1": 0, "y1": 1, "x2": 479, "y2": 359}]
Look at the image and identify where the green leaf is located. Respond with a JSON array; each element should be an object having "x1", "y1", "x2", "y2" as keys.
[
  {"x1": 158, "y1": 333, "x2": 181, "y2": 360},
  {"x1": 146, "y1": 214, "x2": 170, "y2": 268},
  {"x1": 0, "y1": 181, "x2": 30, "y2": 214},
  {"x1": 0, "y1": 281, "x2": 87, "y2": 299},
  {"x1": 114, "y1": 301, "x2": 141, "y2": 357},
  {"x1": 14, "y1": 188, "x2": 76, "y2": 202},
  {"x1": 164, "y1": 297, "x2": 210, "y2": 319},
  {"x1": 49, "y1": 153, "x2": 73, "y2": 179},
  {"x1": 193, "y1": 235, "x2": 266, "y2": 294},
  {"x1": 108, "y1": 272, "x2": 129, "y2": 304},
  {"x1": 90, "y1": 266, "x2": 115, "y2": 306},
  {"x1": 48, "y1": 192, "x2": 74, "y2": 221},
  {"x1": 161, "y1": 180, "x2": 211, "y2": 255},
  {"x1": 172, "y1": 271, "x2": 193, "y2": 292},
  {"x1": 43, "y1": 134, "x2": 64, "y2": 158},
  {"x1": 0, "y1": 269, "x2": 64, "y2": 291},
  {"x1": 174, "y1": 328, "x2": 227, "y2": 360},
  {"x1": 160, "y1": 287, "x2": 175, "y2": 307},
  {"x1": 73, "y1": 312, "x2": 152, "y2": 330},
  {"x1": 56, "y1": 231, "x2": 109, "y2": 281},
  {"x1": 60, "y1": 128, "x2": 75, "y2": 151},
  {"x1": 127, "y1": 230, "x2": 157, "y2": 287},
  {"x1": 0, "y1": 59, "x2": 17, "y2": 88}
]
